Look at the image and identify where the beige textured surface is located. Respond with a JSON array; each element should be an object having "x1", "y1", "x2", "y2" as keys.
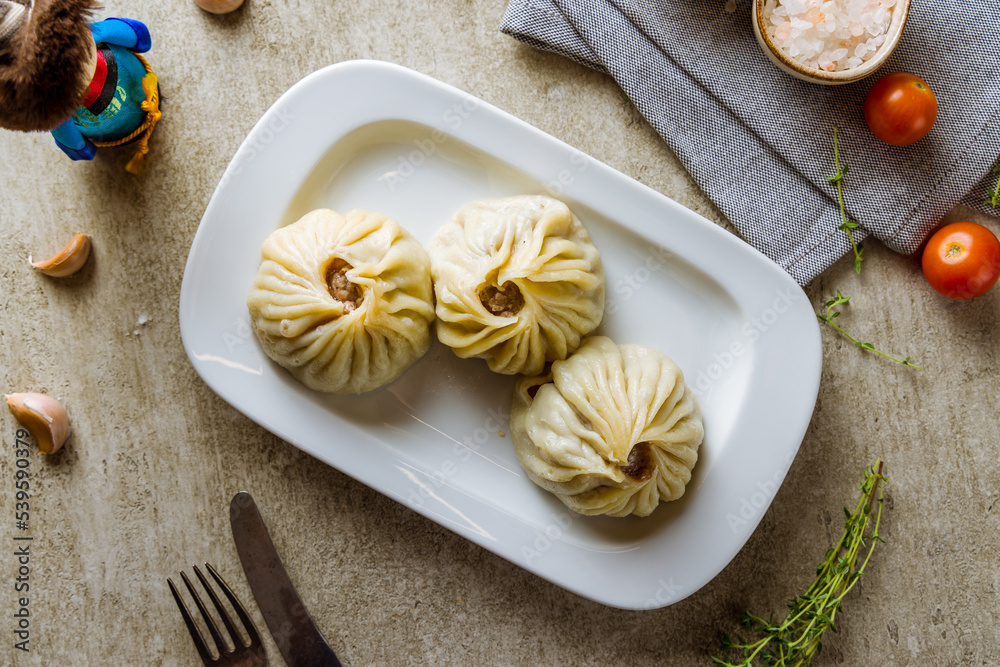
[{"x1": 1, "y1": 1, "x2": 999, "y2": 665}]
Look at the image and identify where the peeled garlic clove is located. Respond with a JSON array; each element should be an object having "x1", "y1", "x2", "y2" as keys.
[
  {"x1": 194, "y1": 0, "x2": 245, "y2": 14},
  {"x1": 5, "y1": 393, "x2": 71, "y2": 454},
  {"x1": 31, "y1": 232, "x2": 92, "y2": 277}
]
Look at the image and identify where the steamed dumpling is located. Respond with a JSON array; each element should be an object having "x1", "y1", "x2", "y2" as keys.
[
  {"x1": 428, "y1": 195, "x2": 605, "y2": 376},
  {"x1": 511, "y1": 336, "x2": 703, "y2": 518},
  {"x1": 247, "y1": 209, "x2": 435, "y2": 394}
]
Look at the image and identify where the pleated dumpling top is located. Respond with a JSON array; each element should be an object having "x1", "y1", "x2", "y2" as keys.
[
  {"x1": 247, "y1": 208, "x2": 435, "y2": 394},
  {"x1": 511, "y1": 336, "x2": 704, "y2": 517},
  {"x1": 428, "y1": 195, "x2": 605, "y2": 376}
]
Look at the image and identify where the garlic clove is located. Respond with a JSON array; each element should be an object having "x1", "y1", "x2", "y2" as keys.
[
  {"x1": 194, "y1": 0, "x2": 246, "y2": 14},
  {"x1": 5, "y1": 393, "x2": 71, "y2": 454},
  {"x1": 31, "y1": 232, "x2": 92, "y2": 277}
]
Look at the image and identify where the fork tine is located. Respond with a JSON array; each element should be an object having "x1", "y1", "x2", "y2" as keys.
[
  {"x1": 194, "y1": 564, "x2": 244, "y2": 649},
  {"x1": 181, "y1": 570, "x2": 227, "y2": 657},
  {"x1": 168, "y1": 577, "x2": 214, "y2": 664},
  {"x1": 204, "y1": 561, "x2": 263, "y2": 648}
]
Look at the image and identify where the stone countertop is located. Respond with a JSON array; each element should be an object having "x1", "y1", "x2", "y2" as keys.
[{"x1": 1, "y1": 1, "x2": 998, "y2": 665}]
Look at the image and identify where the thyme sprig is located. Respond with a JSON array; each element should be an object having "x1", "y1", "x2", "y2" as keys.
[
  {"x1": 817, "y1": 291, "x2": 920, "y2": 369},
  {"x1": 985, "y1": 165, "x2": 1000, "y2": 209},
  {"x1": 712, "y1": 460, "x2": 887, "y2": 667},
  {"x1": 826, "y1": 127, "x2": 863, "y2": 274}
]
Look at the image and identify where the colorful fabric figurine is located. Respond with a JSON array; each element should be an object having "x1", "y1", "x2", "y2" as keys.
[{"x1": 0, "y1": 0, "x2": 162, "y2": 174}]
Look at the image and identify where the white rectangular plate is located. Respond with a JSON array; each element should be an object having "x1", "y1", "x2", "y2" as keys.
[{"x1": 180, "y1": 60, "x2": 821, "y2": 609}]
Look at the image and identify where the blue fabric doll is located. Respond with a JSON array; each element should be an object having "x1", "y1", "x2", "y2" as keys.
[
  {"x1": 0, "y1": 1, "x2": 161, "y2": 173},
  {"x1": 51, "y1": 18, "x2": 154, "y2": 161}
]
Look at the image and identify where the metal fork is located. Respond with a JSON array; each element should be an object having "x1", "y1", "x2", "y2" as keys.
[{"x1": 168, "y1": 562, "x2": 268, "y2": 667}]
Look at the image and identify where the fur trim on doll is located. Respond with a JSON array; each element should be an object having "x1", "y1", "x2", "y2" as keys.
[{"x1": 0, "y1": 0, "x2": 101, "y2": 132}]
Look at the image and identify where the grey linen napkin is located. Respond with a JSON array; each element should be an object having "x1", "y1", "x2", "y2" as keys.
[{"x1": 501, "y1": 0, "x2": 1000, "y2": 284}]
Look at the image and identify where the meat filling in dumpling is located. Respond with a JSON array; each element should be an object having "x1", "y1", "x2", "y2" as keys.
[
  {"x1": 325, "y1": 258, "x2": 364, "y2": 313},
  {"x1": 479, "y1": 281, "x2": 525, "y2": 318}
]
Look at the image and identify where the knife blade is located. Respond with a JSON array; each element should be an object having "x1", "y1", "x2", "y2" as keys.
[{"x1": 230, "y1": 491, "x2": 342, "y2": 667}]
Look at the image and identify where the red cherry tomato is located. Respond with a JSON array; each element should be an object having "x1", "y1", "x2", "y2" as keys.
[
  {"x1": 921, "y1": 222, "x2": 1000, "y2": 299},
  {"x1": 863, "y1": 72, "x2": 938, "y2": 146}
]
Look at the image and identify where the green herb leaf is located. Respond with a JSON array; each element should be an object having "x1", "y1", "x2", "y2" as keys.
[
  {"x1": 828, "y1": 127, "x2": 864, "y2": 272},
  {"x1": 816, "y1": 292, "x2": 920, "y2": 368},
  {"x1": 711, "y1": 461, "x2": 888, "y2": 666},
  {"x1": 988, "y1": 163, "x2": 1000, "y2": 209}
]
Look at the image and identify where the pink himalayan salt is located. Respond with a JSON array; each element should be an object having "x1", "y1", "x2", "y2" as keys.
[{"x1": 763, "y1": 0, "x2": 896, "y2": 72}]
